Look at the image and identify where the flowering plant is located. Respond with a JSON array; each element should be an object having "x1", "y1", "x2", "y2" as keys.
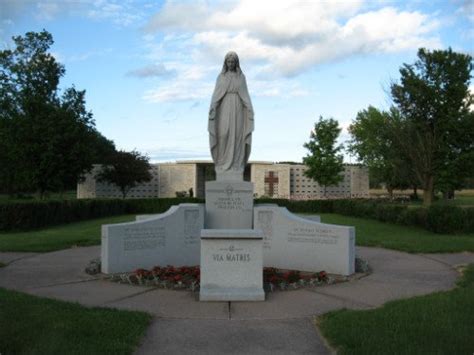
[
  {"x1": 263, "y1": 268, "x2": 330, "y2": 291},
  {"x1": 109, "y1": 265, "x2": 201, "y2": 291},
  {"x1": 109, "y1": 265, "x2": 333, "y2": 292}
]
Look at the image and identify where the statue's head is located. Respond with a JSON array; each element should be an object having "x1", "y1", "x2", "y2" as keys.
[{"x1": 222, "y1": 51, "x2": 241, "y2": 74}]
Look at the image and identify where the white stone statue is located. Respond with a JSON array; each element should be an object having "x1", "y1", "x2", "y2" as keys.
[{"x1": 208, "y1": 51, "x2": 254, "y2": 181}]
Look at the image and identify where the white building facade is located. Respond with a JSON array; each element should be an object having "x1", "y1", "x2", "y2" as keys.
[{"x1": 77, "y1": 161, "x2": 369, "y2": 200}]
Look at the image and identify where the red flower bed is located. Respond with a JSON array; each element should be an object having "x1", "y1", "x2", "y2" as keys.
[
  {"x1": 263, "y1": 268, "x2": 328, "y2": 289},
  {"x1": 129, "y1": 265, "x2": 200, "y2": 288},
  {"x1": 110, "y1": 265, "x2": 330, "y2": 291}
]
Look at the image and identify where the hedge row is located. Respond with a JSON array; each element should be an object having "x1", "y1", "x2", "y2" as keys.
[
  {"x1": 255, "y1": 198, "x2": 474, "y2": 234},
  {"x1": 1, "y1": 198, "x2": 472, "y2": 234},
  {"x1": 0, "y1": 198, "x2": 203, "y2": 232}
]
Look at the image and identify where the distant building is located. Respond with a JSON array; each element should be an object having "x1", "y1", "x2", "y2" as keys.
[{"x1": 77, "y1": 161, "x2": 369, "y2": 199}]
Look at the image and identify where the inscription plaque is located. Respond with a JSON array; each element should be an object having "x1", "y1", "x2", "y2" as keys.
[
  {"x1": 102, "y1": 204, "x2": 204, "y2": 274},
  {"x1": 184, "y1": 209, "x2": 200, "y2": 245},
  {"x1": 123, "y1": 226, "x2": 165, "y2": 251},
  {"x1": 288, "y1": 224, "x2": 338, "y2": 245},
  {"x1": 205, "y1": 181, "x2": 254, "y2": 229},
  {"x1": 200, "y1": 229, "x2": 265, "y2": 301},
  {"x1": 254, "y1": 205, "x2": 355, "y2": 275},
  {"x1": 257, "y1": 210, "x2": 273, "y2": 249}
]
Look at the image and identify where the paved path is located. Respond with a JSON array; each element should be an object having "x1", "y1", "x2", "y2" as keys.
[{"x1": 1, "y1": 246, "x2": 473, "y2": 354}]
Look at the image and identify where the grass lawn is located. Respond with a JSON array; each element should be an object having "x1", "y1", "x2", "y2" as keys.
[
  {"x1": 370, "y1": 188, "x2": 474, "y2": 207},
  {"x1": 320, "y1": 213, "x2": 474, "y2": 253},
  {"x1": 434, "y1": 193, "x2": 474, "y2": 207},
  {"x1": 0, "y1": 287, "x2": 152, "y2": 355},
  {"x1": 318, "y1": 263, "x2": 474, "y2": 354},
  {"x1": 1, "y1": 212, "x2": 473, "y2": 254},
  {"x1": 0, "y1": 215, "x2": 135, "y2": 252}
]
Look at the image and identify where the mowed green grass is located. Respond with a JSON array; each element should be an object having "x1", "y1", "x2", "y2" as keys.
[
  {"x1": 318, "y1": 264, "x2": 474, "y2": 355},
  {"x1": 1, "y1": 212, "x2": 473, "y2": 253},
  {"x1": 370, "y1": 189, "x2": 474, "y2": 207},
  {"x1": 436, "y1": 193, "x2": 474, "y2": 206},
  {"x1": 320, "y1": 213, "x2": 474, "y2": 253},
  {"x1": 0, "y1": 287, "x2": 152, "y2": 355},
  {"x1": 0, "y1": 215, "x2": 135, "y2": 252}
]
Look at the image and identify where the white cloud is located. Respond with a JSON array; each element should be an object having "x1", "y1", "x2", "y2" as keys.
[
  {"x1": 145, "y1": 1, "x2": 441, "y2": 77},
  {"x1": 143, "y1": 80, "x2": 214, "y2": 102},
  {"x1": 53, "y1": 48, "x2": 114, "y2": 63},
  {"x1": 147, "y1": 0, "x2": 362, "y2": 42},
  {"x1": 0, "y1": 0, "x2": 145, "y2": 28},
  {"x1": 139, "y1": 58, "x2": 218, "y2": 102},
  {"x1": 250, "y1": 79, "x2": 311, "y2": 98},
  {"x1": 0, "y1": 1, "x2": 28, "y2": 22},
  {"x1": 457, "y1": 0, "x2": 474, "y2": 22},
  {"x1": 146, "y1": 147, "x2": 210, "y2": 162},
  {"x1": 87, "y1": 0, "x2": 144, "y2": 26},
  {"x1": 126, "y1": 63, "x2": 176, "y2": 78},
  {"x1": 36, "y1": 2, "x2": 61, "y2": 20}
]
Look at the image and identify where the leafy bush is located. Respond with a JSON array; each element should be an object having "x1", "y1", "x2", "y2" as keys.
[
  {"x1": 396, "y1": 208, "x2": 427, "y2": 227},
  {"x1": 1, "y1": 197, "x2": 472, "y2": 234},
  {"x1": 257, "y1": 198, "x2": 473, "y2": 234},
  {"x1": 0, "y1": 198, "x2": 202, "y2": 231},
  {"x1": 425, "y1": 205, "x2": 471, "y2": 234}
]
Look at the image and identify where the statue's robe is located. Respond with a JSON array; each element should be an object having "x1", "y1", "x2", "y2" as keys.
[{"x1": 208, "y1": 72, "x2": 254, "y2": 173}]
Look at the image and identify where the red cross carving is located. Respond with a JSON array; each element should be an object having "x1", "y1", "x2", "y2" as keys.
[{"x1": 264, "y1": 171, "x2": 279, "y2": 196}]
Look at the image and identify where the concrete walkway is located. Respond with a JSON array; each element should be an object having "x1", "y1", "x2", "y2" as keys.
[{"x1": 1, "y1": 247, "x2": 473, "y2": 354}]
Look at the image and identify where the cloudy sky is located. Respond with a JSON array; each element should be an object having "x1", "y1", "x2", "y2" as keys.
[{"x1": 1, "y1": 0, "x2": 473, "y2": 163}]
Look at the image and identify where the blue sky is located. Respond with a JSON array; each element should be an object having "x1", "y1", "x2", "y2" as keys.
[{"x1": 1, "y1": 0, "x2": 473, "y2": 163}]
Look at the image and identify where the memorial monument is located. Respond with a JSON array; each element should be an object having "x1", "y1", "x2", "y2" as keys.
[
  {"x1": 200, "y1": 52, "x2": 264, "y2": 301},
  {"x1": 204, "y1": 52, "x2": 255, "y2": 230},
  {"x1": 100, "y1": 52, "x2": 355, "y2": 302}
]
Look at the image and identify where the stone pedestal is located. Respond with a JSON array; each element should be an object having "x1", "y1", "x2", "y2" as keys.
[
  {"x1": 200, "y1": 229, "x2": 265, "y2": 301},
  {"x1": 216, "y1": 169, "x2": 243, "y2": 182},
  {"x1": 205, "y1": 181, "x2": 254, "y2": 229}
]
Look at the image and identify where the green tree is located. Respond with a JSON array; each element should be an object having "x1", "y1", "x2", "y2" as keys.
[
  {"x1": 0, "y1": 30, "x2": 103, "y2": 197},
  {"x1": 348, "y1": 106, "x2": 416, "y2": 198},
  {"x1": 391, "y1": 48, "x2": 473, "y2": 205},
  {"x1": 89, "y1": 130, "x2": 116, "y2": 165},
  {"x1": 303, "y1": 116, "x2": 344, "y2": 197},
  {"x1": 97, "y1": 150, "x2": 152, "y2": 198}
]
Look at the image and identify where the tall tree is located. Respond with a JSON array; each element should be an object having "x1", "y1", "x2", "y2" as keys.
[
  {"x1": 303, "y1": 116, "x2": 344, "y2": 197},
  {"x1": 0, "y1": 30, "x2": 102, "y2": 197},
  {"x1": 391, "y1": 48, "x2": 473, "y2": 205},
  {"x1": 89, "y1": 130, "x2": 116, "y2": 165},
  {"x1": 96, "y1": 150, "x2": 152, "y2": 199},
  {"x1": 348, "y1": 106, "x2": 415, "y2": 198}
]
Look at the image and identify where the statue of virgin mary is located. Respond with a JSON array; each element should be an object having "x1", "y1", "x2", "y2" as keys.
[{"x1": 208, "y1": 51, "x2": 254, "y2": 181}]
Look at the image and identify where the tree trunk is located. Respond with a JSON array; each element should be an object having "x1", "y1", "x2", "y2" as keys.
[
  {"x1": 413, "y1": 186, "x2": 418, "y2": 199},
  {"x1": 423, "y1": 175, "x2": 434, "y2": 206},
  {"x1": 387, "y1": 186, "x2": 394, "y2": 200},
  {"x1": 443, "y1": 189, "x2": 454, "y2": 200}
]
